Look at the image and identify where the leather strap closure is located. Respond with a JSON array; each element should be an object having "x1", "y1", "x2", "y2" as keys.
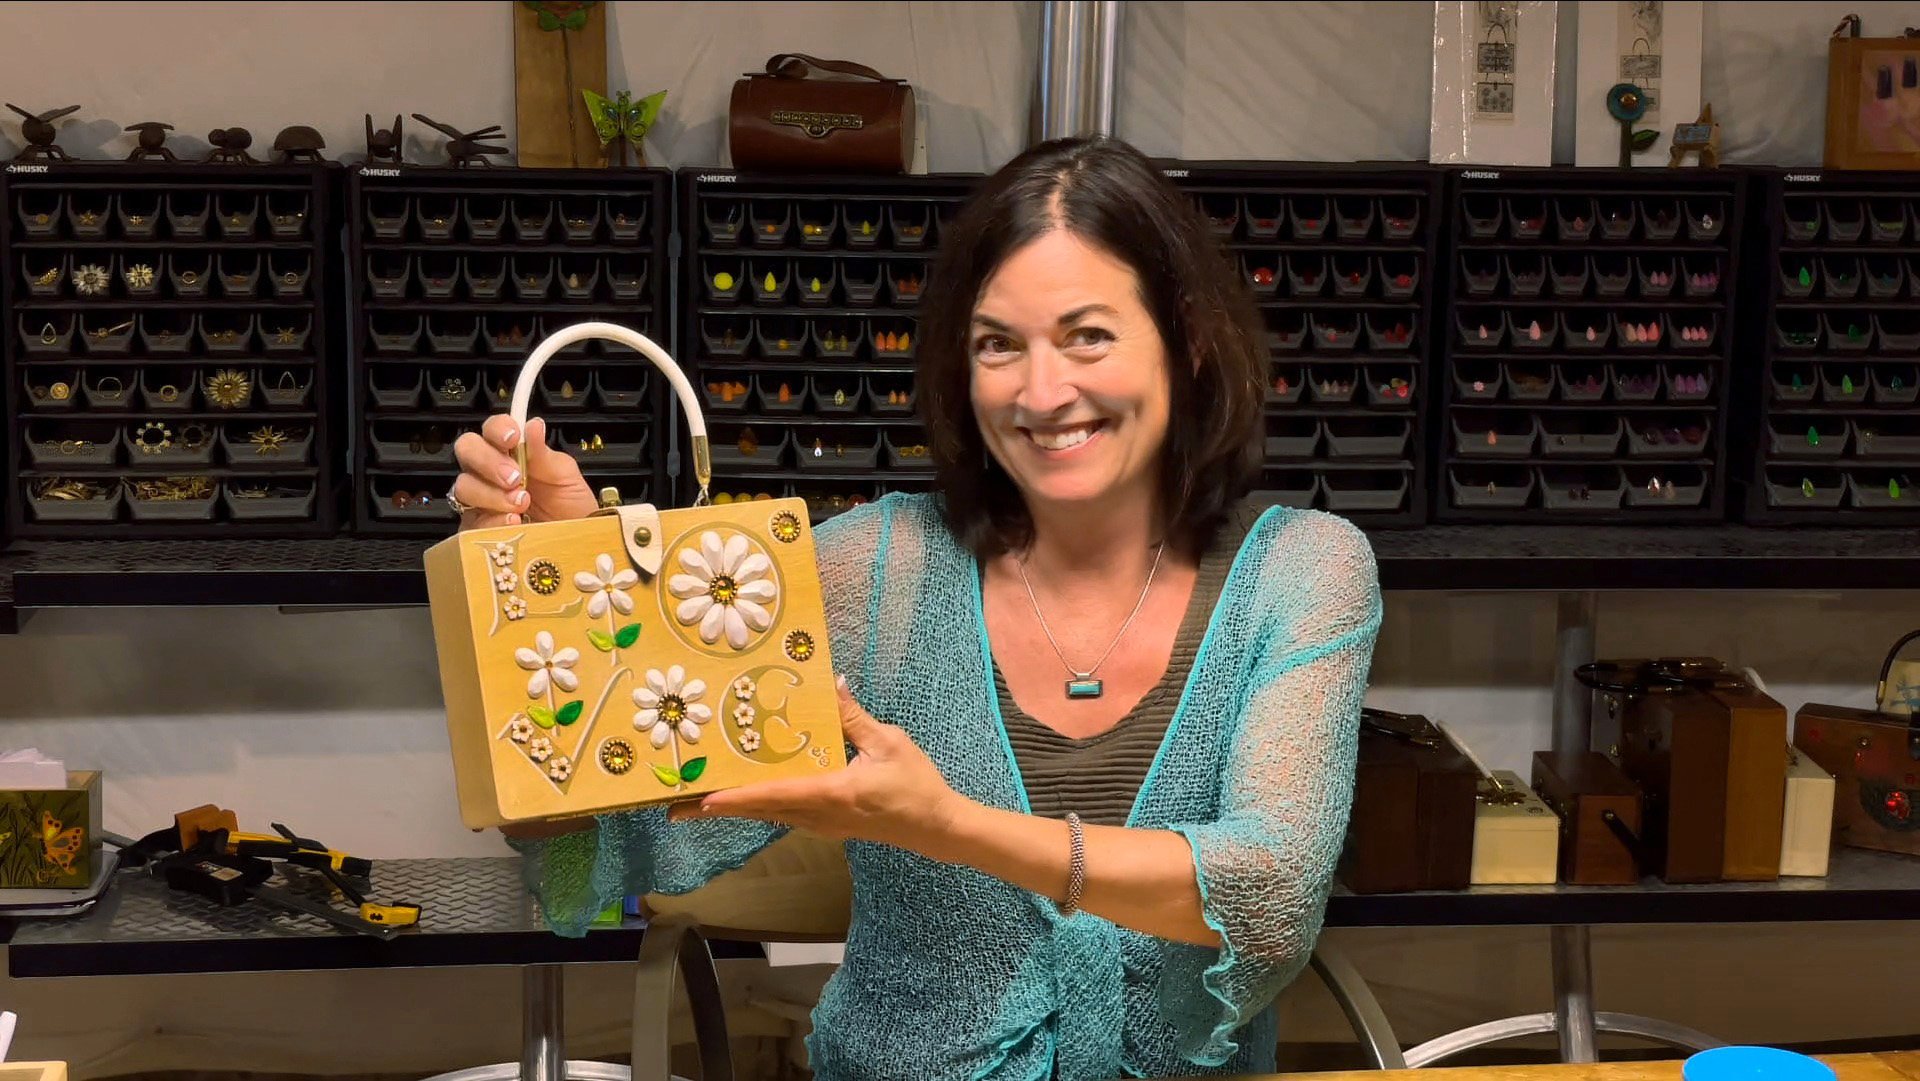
[
  {"x1": 766, "y1": 53, "x2": 890, "y2": 82},
  {"x1": 592, "y1": 502, "x2": 664, "y2": 578}
]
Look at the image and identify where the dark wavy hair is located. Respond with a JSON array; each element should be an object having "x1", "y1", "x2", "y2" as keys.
[{"x1": 916, "y1": 135, "x2": 1267, "y2": 560}]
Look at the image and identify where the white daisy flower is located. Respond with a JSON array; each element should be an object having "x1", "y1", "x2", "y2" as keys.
[
  {"x1": 732, "y1": 676, "x2": 756, "y2": 701},
  {"x1": 632, "y1": 665, "x2": 712, "y2": 749},
  {"x1": 573, "y1": 553, "x2": 639, "y2": 619},
  {"x1": 508, "y1": 717, "x2": 534, "y2": 743},
  {"x1": 739, "y1": 729, "x2": 761, "y2": 752},
  {"x1": 669, "y1": 531, "x2": 777, "y2": 650},
  {"x1": 547, "y1": 756, "x2": 573, "y2": 781},
  {"x1": 528, "y1": 736, "x2": 554, "y2": 762},
  {"x1": 733, "y1": 704, "x2": 756, "y2": 727},
  {"x1": 514, "y1": 630, "x2": 580, "y2": 698},
  {"x1": 503, "y1": 596, "x2": 527, "y2": 621},
  {"x1": 488, "y1": 542, "x2": 515, "y2": 568},
  {"x1": 495, "y1": 568, "x2": 517, "y2": 593}
]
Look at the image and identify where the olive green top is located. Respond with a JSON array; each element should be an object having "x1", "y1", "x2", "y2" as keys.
[{"x1": 994, "y1": 504, "x2": 1258, "y2": 826}]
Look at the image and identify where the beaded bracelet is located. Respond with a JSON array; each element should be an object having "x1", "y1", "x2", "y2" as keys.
[{"x1": 1060, "y1": 812, "x2": 1086, "y2": 917}]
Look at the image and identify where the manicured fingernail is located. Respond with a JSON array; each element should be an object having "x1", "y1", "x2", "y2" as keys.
[
  {"x1": 506, "y1": 513, "x2": 521, "y2": 525},
  {"x1": 502, "y1": 465, "x2": 522, "y2": 487},
  {"x1": 504, "y1": 426, "x2": 521, "y2": 448},
  {"x1": 513, "y1": 489, "x2": 530, "y2": 508},
  {"x1": 835, "y1": 674, "x2": 849, "y2": 694}
]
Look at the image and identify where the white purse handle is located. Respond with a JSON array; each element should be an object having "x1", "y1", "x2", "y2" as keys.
[{"x1": 508, "y1": 320, "x2": 711, "y2": 500}]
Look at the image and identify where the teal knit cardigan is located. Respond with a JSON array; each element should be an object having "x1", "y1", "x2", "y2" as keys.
[{"x1": 513, "y1": 492, "x2": 1382, "y2": 1081}]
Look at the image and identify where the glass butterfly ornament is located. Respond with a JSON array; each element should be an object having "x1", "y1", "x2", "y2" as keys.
[{"x1": 582, "y1": 87, "x2": 667, "y2": 167}]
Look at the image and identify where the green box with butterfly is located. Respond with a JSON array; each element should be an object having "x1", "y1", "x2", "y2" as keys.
[{"x1": 0, "y1": 770, "x2": 101, "y2": 889}]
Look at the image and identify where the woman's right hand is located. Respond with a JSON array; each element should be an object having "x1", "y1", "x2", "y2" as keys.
[{"x1": 452, "y1": 415, "x2": 601, "y2": 530}]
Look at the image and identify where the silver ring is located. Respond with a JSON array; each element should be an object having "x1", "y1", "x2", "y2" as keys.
[{"x1": 445, "y1": 484, "x2": 470, "y2": 515}]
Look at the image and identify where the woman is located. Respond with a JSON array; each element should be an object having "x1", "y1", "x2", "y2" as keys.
[{"x1": 450, "y1": 135, "x2": 1382, "y2": 1081}]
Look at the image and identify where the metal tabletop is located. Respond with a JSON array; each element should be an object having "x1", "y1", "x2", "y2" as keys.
[{"x1": 2, "y1": 856, "x2": 759, "y2": 978}]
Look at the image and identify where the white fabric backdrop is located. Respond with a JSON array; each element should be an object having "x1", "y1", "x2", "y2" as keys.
[{"x1": 1118, "y1": 1, "x2": 1920, "y2": 168}]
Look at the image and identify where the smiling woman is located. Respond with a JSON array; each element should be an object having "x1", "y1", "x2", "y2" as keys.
[
  {"x1": 458, "y1": 135, "x2": 1383, "y2": 1081},
  {"x1": 919, "y1": 139, "x2": 1269, "y2": 559}
]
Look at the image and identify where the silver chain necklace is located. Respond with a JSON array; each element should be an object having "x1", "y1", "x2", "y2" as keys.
[{"x1": 1016, "y1": 543, "x2": 1166, "y2": 699}]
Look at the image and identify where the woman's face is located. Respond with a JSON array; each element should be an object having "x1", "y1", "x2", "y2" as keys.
[{"x1": 968, "y1": 229, "x2": 1173, "y2": 515}]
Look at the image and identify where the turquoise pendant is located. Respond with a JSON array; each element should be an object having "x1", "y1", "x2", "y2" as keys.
[{"x1": 1066, "y1": 679, "x2": 1103, "y2": 699}]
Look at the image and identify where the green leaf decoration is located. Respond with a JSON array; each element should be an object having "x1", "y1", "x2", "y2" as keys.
[
  {"x1": 628, "y1": 90, "x2": 668, "y2": 143},
  {"x1": 680, "y1": 757, "x2": 708, "y2": 783},
  {"x1": 556, "y1": 700, "x2": 584, "y2": 726},
  {"x1": 651, "y1": 763, "x2": 682, "y2": 787},
  {"x1": 537, "y1": 10, "x2": 560, "y2": 29},
  {"x1": 586, "y1": 628, "x2": 616, "y2": 652},
  {"x1": 561, "y1": 9, "x2": 587, "y2": 29},
  {"x1": 615, "y1": 622, "x2": 642, "y2": 649},
  {"x1": 1630, "y1": 129, "x2": 1660, "y2": 152},
  {"x1": 528, "y1": 706, "x2": 558, "y2": 729}
]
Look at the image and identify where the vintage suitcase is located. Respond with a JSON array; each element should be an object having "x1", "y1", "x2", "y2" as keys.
[
  {"x1": 425, "y1": 322, "x2": 849, "y2": 829},
  {"x1": 0, "y1": 770, "x2": 102, "y2": 889},
  {"x1": 1780, "y1": 746, "x2": 1836, "y2": 877},
  {"x1": 1532, "y1": 750, "x2": 1645, "y2": 885},
  {"x1": 1340, "y1": 709, "x2": 1478, "y2": 894},
  {"x1": 1582, "y1": 658, "x2": 1787, "y2": 883},
  {"x1": 1470, "y1": 769, "x2": 1562, "y2": 885}
]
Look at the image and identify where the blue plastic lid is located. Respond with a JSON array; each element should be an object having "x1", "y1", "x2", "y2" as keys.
[{"x1": 1683, "y1": 1047, "x2": 1837, "y2": 1081}]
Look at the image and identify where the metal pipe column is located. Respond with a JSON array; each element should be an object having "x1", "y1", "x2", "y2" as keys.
[{"x1": 1038, "y1": 1, "x2": 1090, "y2": 140}]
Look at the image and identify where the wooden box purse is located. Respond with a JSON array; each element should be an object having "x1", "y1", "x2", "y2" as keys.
[
  {"x1": 1791, "y1": 630, "x2": 1920, "y2": 856},
  {"x1": 1340, "y1": 709, "x2": 1479, "y2": 894},
  {"x1": 1581, "y1": 658, "x2": 1787, "y2": 884},
  {"x1": 425, "y1": 322, "x2": 848, "y2": 829},
  {"x1": 1824, "y1": 16, "x2": 1920, "y2": 170},
  {"x1": 1531, "y1": 750, "x2": 1644, "y2": 886},
  {"x1": 1470, "y1": 769, "x2": 1562, "y2": 886},
  {"x1": 1780, "y1": 746, "x2": 1836, "y2": 877}
]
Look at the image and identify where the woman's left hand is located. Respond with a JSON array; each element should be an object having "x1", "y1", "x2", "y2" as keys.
[{"x1": 666, "y1": 677, "x2": 970, "y2": 853}]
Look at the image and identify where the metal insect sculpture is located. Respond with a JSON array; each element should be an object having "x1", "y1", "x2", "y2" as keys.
[
  {"x1": 206, "y1": 127, "x2": 258, "y2": 164},
  {"x1": 125, "y1": 121, "x2": 177, "y2": 162},
  {"x1": 582, "y1": 88, "x2": 666, "y2": 167},
  {"x1": 410, "y1": 114, "x2": 508, "y2": 168},
  {"x1": 365, "y1": 114, "x2": 404, "y2": 165},
  {"x1": 273, "y1": 125, "x2": 327, "y2": 163},
  {"x1": 7, "y1": 104, "x2": 80, "y2": 162}
]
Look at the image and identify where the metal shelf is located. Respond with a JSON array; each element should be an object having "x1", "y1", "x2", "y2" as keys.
[
  {"x1": 5, "y1": 523, "x2": 1920, "y2": 624},
  {"x1": 1327, "y1": 846, "x2": 1920, "y2": 928}
]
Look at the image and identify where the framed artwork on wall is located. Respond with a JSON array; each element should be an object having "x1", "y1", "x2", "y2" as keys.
[
  {"x1": 1573, "y1": 1, "x2": 1704, "y2": 167},
  {"x1": 1430, "y1": 1, "x2": 1560, "y2": 166},
  {"x1": 1824, "y1": 17, "x2": 1920, "y2": 169}
]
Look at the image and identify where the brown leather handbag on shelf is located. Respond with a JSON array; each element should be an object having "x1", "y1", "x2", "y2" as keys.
[{"x1": 728, "y1": 53, "x2": 916, "y2": 175}]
